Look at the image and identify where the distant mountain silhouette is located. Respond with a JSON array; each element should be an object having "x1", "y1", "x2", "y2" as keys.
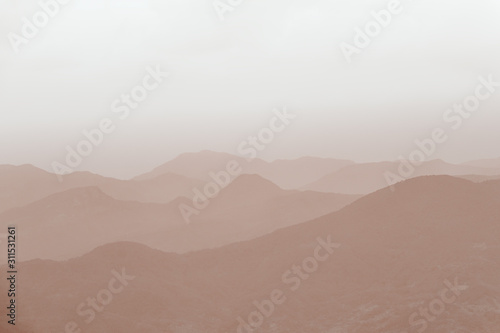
[
  {"x1": 303, "y1": 159, "x2": 500, "y2": 194},
  {"x1": 134, "y1": 150, "x2": 353, "y2": 189},
  {"x1": 134, "y1": 150, "x2": 247, "y2": 180},
  {"x1": 244, "y1": 156, "x2": 354, "y2": 189},
  {"x1": 0, "y1": 186, "x2": 188, "y2": 261},
  {"x1": 0, "y1": 164, "x2": 202, "y2": 213},
  {"x1": 139, "y1": 174, "x2": 360, "y2": 253},
  {"x1": 0, "y1": 175, "x2": 358, "y2": 261}
]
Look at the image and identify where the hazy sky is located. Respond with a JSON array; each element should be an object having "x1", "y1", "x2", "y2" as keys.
[{"x1": 1, "y1": 0, "x2": 499, "y2": 178}]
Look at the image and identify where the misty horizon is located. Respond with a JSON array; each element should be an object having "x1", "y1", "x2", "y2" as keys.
[{"x1": 2, "y1": 150, "x2": 500, "y2": 180}]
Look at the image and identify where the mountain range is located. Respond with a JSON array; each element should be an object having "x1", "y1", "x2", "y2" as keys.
[{"x1": 2, "y1": 175, "x2": 499, "y2": 332}]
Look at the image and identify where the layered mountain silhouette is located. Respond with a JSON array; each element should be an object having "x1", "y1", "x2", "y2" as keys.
[
  {"x1": 303, "y1": 159, "x2": 500, "y2": 194},
  {"x1": 0, "y1": 151, "x2": 353, "y2": 213},
  {"x1": 2, "y1": 176, "x2": 500, "y2": 332},
  {"x1": 136, "y1": 174, "x2": 360, "y2": 253},
  {"x1": 0, "y1": 186, "x2": 189, "y2": 261},
  {"x1": 134, "y1": 150, "x2": 354, "y2": 189},
  {"x1": 0, "y1": 164, "x2": 203, "y2": 214},
  {"x1": 0, "y1": 174, "x2": 358, "y2": 261}
]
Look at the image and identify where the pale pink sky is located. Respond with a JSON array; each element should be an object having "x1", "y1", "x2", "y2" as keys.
[{"x1": 0, "y1": 0, "x2": 499, "y2": 178}]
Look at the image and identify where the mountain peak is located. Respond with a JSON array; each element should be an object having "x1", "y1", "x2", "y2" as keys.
[
  {"x1": 228, "y1": 174, "x2": 283, "y2": 191},
  {"x1": 29, "y1": 186, "x2": 116, "y2": 210}
]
